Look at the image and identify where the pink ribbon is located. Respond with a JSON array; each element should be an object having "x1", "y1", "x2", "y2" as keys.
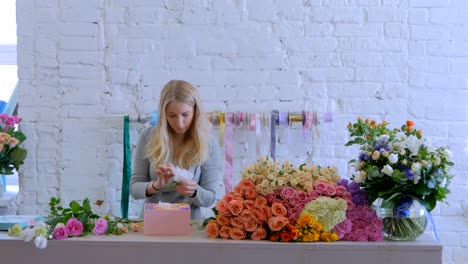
[{"x1": 223, "y1": 113, "x2": 234, "y2": 194}]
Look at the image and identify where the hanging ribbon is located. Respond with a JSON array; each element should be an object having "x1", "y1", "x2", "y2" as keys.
[
  {"x1": 223, "y1": 113, "x2": 234, "y2": 194},
  {"x1": 151, "y1": 110, "x2": 158, "y2": 126},
  {"x1": 270, "y1": 110, "x2": 279, "y2": 160},
  {"x1": 255, "y1": 113, "x2": 262, "y2": 157},
  {"x1": 219, "y1": 112, "x2": 225, "y2": 148},
  {"x1": 121, "y1": 115, "x2": 132, "y2": 219}
]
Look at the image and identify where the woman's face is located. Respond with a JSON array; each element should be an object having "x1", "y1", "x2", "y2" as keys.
[{"x1": 165, "y1": 100, "x2": 194, "y2": 135}]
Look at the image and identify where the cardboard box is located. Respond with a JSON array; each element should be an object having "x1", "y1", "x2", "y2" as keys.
[
  {"x1": 0, "y1": 215, "x2": 44, "y2": 230},
  {"x1": 143, "y1": 203, "x2": 190, "y2": 236}
]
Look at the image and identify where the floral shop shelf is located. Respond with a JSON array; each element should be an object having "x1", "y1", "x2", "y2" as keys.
[{"x1": 0, "y1": 227, "x2": 442, "y2": 264}]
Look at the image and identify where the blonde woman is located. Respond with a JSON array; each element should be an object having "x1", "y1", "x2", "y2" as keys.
[{"x1": 130, "y1": 80, "x2": 221, "y2": 220}]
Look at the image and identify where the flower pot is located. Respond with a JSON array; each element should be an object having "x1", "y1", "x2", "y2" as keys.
[{"x1": 373, "y1": 197, "x2": 427, "y2": 241}]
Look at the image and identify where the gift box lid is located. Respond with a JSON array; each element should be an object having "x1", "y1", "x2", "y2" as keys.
[
  {"x1": 144, "y1": 202, "x2": 190, "y2": 211},
  {"x1": 0, "y1": 215, "x2": 44, "y2": 231}
]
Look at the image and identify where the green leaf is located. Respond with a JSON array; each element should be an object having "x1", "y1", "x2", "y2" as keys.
[
  {"x1": 83, "y1": 198, "x2": 92, "y2": 214},
  {"x1": 70, "y1": 201, "x2": 82, "y2": 214}
]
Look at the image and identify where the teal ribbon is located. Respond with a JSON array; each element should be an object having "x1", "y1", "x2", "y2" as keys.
[{"x1": 121, "y1": 115, "x2": 132, "y2": 219}]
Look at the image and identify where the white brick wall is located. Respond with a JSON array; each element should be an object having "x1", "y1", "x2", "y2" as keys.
[{"x1": 15, "y1": 1, "x2": 468, "y2": 262}]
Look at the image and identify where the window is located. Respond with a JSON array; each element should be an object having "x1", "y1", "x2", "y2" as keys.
[{"x1": 0, "y1": 0, "x2": 18, "y2": 193}]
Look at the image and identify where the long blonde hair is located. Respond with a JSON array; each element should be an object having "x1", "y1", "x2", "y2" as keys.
[{"x1": 146, "y1": 80, "x2": 211, "y2": 169}]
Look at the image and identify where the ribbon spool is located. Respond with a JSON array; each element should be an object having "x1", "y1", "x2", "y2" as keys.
[{"x1": 288, "y1": 112, "x2": 303, "y2": 124}]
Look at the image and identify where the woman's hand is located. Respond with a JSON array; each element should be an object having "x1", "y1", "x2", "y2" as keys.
[
  {"x1": 154, "y1": 164, "x2": 175, "y2": 189},
  {"x1": 175, "y1": 180, "x2": 198, "y2": 197}
]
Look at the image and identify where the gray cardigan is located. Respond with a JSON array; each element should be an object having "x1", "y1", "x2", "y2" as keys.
[{"x1": 130, "y1": 127, "x2": 222, "y2": 220}]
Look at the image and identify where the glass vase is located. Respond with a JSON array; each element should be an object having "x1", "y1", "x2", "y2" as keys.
[{"x1": 373, "y1": 196, "x2": 428, "y2": 241}]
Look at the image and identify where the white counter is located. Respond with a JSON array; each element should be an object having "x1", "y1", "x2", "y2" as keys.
[{"x1": 0, "y1": 228, "x2": 442, "y2": 264}]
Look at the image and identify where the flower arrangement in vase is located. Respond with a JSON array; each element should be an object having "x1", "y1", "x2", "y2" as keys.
[{"x1": 346, "y1": 118, "x2": 454, "y2": 240}]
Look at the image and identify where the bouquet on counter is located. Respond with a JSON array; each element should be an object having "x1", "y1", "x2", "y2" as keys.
[
  {"x1": 8, "y1": 197, "x2": 143, "y2": 249},
  {"x1": 204, "y1": 157, "x2": 383, "y2": 242},
  {"x1": 345, "y1": 118, "x2": 454, "y2": 240},
  {"x1": 0, "y1": 113, "x2": 27, "y2": 175}
]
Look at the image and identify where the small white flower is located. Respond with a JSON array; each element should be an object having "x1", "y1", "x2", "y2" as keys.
[
  {"x1": 405, "y1": 135, "x2": 423, "y2": 156},
  {"x1": 421, "y1": 160, "x2": 429, "y2": 168},
  {"x1": 441, "y1": 177, "x2": 447, "y2": 188},
  {"x1": 19, "y1": 228, "x2": 35, "y2": 242},
  {"x1": 377, "y1": 134, "x2": 390, "y2": 142},
  {"x1": 411, "y1": 162, "x2": 421, "y2": 173},
  {"x1": 413, "y1": 174, "x2": 421, "y2": 184},
  {"x1": 396, "y1": 132, "x2": 406, "y2": 140},
  {"x1": 400, "y1": 149, "x2": 406, "y2": 155},
  {"x1": 444, "y1": 148, "x2": 453, "y2": 161},
  {"x1": 434, "y1": 157, "x2": 441, "y2": 166},
  {"x1": 388, "y1": 153, "x2": 399, "y2": 164},
  {"x1": 34, "y1": 236, "x2": 48, "y2": 249},
  {"x1": 381, "y1": 164, "x2": 394, "y2": 176}
]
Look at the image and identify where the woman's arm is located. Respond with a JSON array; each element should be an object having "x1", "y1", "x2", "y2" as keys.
[
  {"x1": 130, "y1": 127, "x2": 154, "y2": 199},
  {"x1": 189, "y1": 136, "x2": 222, "y2": 207}
]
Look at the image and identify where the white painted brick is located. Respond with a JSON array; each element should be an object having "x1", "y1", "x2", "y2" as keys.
[
  {"x1": 36, "y1": 34, "x2": 57, "y2": 53},
  {"x1": 61, "y1": 8, "x2": 101, "y2": 23},
  {"x1": 303, "y1": 68, "x2": 354, "y2": 81},
  {"x1": 36, "y1": 8, "x2": 59, "y2": 23},
  {"x1": 327, "y1": 82, "x2": 380, "y2": 98},
  {"x1": 105, "y1": 8, "x2": 126, "y2": 23},
  {"x1": 283, "y1": 38, "x2": 337, "y2": 53},
  {"x1": 37, "y1": 53, "x2": 58, "y2": 67},
  {"x1": 196, "y1": 38, "x2": 238, "y2": 56},
  {"x1": 290, "y1": 53, "x2": 341, "y2": 68},
  {"x1": 214, "y1": 70, "x2": 269, "y2": 86},
  {"x1": 427, "y1": 42, "x2": 468, "y2": 57},
  {"x1": 408, "y1": 8, "x2": 429, "y2": 24},
  {"x1": 273, "y1": 21, "x2": 304, "y2": 38},
  {"x1": 211, "y1": 1, "x2": 245, "y2": 24},
  {"x1": 304, "y1": 23, "x2": 334, "y2": 37},
  {"x1": 408, "y1": 42, "x2": 426, "y2": 56},
  {"x1": 163, "y1": 39, "x2": 196, "y2": 57},
  {"x1": 60, "y1": 23, "x2": 98, "y2": 36},
  {"x1": 238, "y1": 37, "x2": 279, "y2": 57},
  {"x1": 62, "y1": 0, "x2": 104, "y2": 8},
  {"x1": 451, "y1": 25, "x2": 468, "y2": 42},
  {"x1": 59, "y1": 65, "x2": 104, "y2": 79},
  {"x1": 385, "y1": 23, "x2": 409, "y2": 39},
  {"x1": 269, "y1": 71, "x2": 300, "y2": 85},
  {"x1": 66, "y1": 104, "x2": 106, "y2": 119},
  {"x1": 310, "y1": 8, "x2": 365, "y2": 23},
  {"x1": 131, "y1": 7, "x2": 158, "y2": 23},
  {"x1": 430, "y1": 8, "x2": 468, "y2": 24},
  {"x1": 59, "y1": 51, "x2": 103, "y2": 65},
  {"x1": 341, "y1": 53, "x2": 384, "y2": 67},
  {"x1": 368, "y1": 8, "x2": 408, "y2": 23},
  {"x1": 246, "y1": 0, "x2": 277, "y2": 22},
  {"x1": 35, "y1": 0, "x2": 58, "y2": 8},
  {"x1": 410, "y1": 0, "x2": 450, "y2": 7},
  {"x1": 334, "y1": 23, "x2": 383, "y2": 37},
  {"x1": 336, "y1": 38, "x2": 406, "y2": 53},
  {"x1": 61, "y1": 36, "x2": 99, "y2": 51},
  {"x1": 277, "y1": 85, "x2": 304, "y2": 101},
  {"x1": 411, "y1": 25, "x2": 450, "y2": 41}
]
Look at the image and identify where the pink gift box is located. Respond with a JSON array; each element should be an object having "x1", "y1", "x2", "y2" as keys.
[{"x1": 143, "y1": 203, "x2": 191, "y2": 236}]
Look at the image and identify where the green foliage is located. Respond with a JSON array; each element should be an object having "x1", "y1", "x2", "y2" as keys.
[{"x1": 47, "y1": 197, "x2": 100, "y2": 235}]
